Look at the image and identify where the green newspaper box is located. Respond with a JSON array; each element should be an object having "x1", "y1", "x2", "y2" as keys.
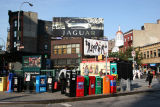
[
  {"x1": 95, "y1": 76, "x2": 102, "y2": 94},
  {"x1": 84, "y1": 76, "x2": 89, "y2": 96}
]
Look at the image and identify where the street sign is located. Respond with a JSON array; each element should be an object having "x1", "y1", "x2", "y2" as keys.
[{"x1": 132, "y1": 51, "x2": 135, "y2": 57}]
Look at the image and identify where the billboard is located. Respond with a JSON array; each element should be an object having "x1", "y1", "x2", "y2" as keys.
[
  {"x1": 23, "y1": 56, "x2": 41, "y2": 68},
  {"x1": 84, "y1": 38, "x2": 108, "y2": 56},
  {"x1": 80, "y1": 61, "x2": 106, "y2": 76},
  {"x1": 52, "y1": 17, "x2": 104, "y2": 37}
]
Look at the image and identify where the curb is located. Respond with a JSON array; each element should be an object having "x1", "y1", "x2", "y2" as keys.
[{"x1": 0, "y1": 89, "x2": 160, "y2": 105}]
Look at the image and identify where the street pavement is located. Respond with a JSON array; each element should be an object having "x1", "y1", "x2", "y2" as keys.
[{"x1": 0, "y1": 77, "x2": 160, "y2": 104}]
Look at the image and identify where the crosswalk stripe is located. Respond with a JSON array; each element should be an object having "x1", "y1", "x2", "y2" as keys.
[{"x1": 60, "y1": 103, "x2": 72, "y2": 107}]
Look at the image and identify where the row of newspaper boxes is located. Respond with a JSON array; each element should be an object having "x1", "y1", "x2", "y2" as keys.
[
  {"x1": 64, "y1": 70, "x2": 117, "y2": 97},
  {"x1": 0, "y1": 72, "x2": 116, "y2": 97},
  {"x1": 0, "y1": 73, "x2": 59, "y2": 93}
]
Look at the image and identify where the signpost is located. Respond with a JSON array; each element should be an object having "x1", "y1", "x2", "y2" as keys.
[{"x1": 131, "y1": 51, "x2": 136, "y2": 70}]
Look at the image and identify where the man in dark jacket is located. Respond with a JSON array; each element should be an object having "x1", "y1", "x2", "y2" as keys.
[{"x1": 147, "y1": 70, "x2": 153, "y2": 88}]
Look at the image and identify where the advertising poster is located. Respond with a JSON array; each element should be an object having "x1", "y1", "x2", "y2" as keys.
[
  {"x1": 110, "y1": 63, "x2": 117, "y2": 75},
  {"x1": 23, "y1": 56, "x2": 41, "y2": 68},
  {"x1": 84, "y1": 38, "x2": 108, "y2": 56},
  {"x1": 80, "y1": 61, "x2": 108, "y2": 76},
  {"x1": 52, "y1": 17, "x2": 104, "y2": 37}
]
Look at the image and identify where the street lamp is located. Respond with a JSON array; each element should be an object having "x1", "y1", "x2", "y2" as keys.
[{"x1": 17, "y1": 2, "x2": 33, "y2": 49}]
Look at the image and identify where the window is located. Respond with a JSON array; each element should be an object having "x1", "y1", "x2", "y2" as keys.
[
  {"x1": 14, "y1": 31, "x2": 17, "y2": 38},
  {"x1": 14, "y1": 42, "x2": 16, "y2": 48},
  {"x1": 71, "y1": 44, "x2": 76, "y2": 54},
  {"x1": 154, "y1": 50, "x2": 156, "y2": 57},
  {"x1": 58, "y1": 59, "x2": 66, "y2": 65},
  {"x1": 67, "y1": 59, "x2": 71, "y2": 64},
  {"x1": 14, "y1": 20, "x2": 17, "y2": 27},
  {"x1": 128, "y1": 36, "x2": 130, "y2": 41},
  {"x1": 62, "y1": 45, "x2": 67, "y2": 54},
  {"x1": 53, "y1": 45, "x2": 58, "y2": 54},
  {"x1": 131, "y1": 36, "x2": 132, "y2": 40},
  {"x1": 44, "y1": 44, "x2": 48, "y2": 50},
  {"x1": 58, "y1": 45, "x2": 62, "y2": 54},
  {"x1": 67, "y1": 45, "x2": 71, "y2": 54},
  {"x1": 76, "y1": 58, "x2": 80, "y2": 63},
  {"x1": 147, "y1": 51, "x2": 149, "y2": 58},
  {"x1": 144, "y1": 52, "x2": 146, "y2": 59},
  {"x1": 150, "y1": 50, "x2": 152, "y2": 58},
  {"x1": 158, "y1": 49, "x2": 160, "y2": 57}
]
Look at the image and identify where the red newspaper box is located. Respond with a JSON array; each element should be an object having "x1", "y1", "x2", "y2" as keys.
[
  {"x1": 76, "y1": 76, "x2": 85, "y2": 97},
  {"x1": 108, "y1": 75, "x2": 116, "y2": 93},
  {"x1": 89, "y1": 76, "x2": 95, "y2": 95}
]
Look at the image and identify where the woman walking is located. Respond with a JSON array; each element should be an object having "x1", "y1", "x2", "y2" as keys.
[{"x1": 147, "y1": 71, "x2": 153, "y2": 88}]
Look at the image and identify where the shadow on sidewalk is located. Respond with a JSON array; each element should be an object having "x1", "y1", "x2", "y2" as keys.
[
  {"x1": 0, "y1": 95, "x2": 30, "y2": 101},
  {"x1": 131, "y1": 83, "x2": 142, "y2": 90}
]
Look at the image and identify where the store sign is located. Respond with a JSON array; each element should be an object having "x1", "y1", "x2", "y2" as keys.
[
  {"x1": 52, "y1": 17, "x2": 104, "y2": 37},
  {"x1": 150, "y1": 64, "x2": 156, "y2": 66},
  {"x1": 84, "y1": 38, "x2": 108, "y2": 56}
]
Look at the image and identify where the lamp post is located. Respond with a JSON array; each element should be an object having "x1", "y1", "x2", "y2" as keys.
[{"x1": 17, "y1": 2, "x2": 33, "y2": 49}]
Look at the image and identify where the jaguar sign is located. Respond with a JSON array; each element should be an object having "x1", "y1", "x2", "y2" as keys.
[{"x1": 52, "y1": 17, "x2": 104, "y2": 37}]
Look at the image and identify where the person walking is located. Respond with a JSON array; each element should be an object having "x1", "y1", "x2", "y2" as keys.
[
  {"x1": 147, "y1": 71, "x2": 153, "y2": 88},
  {"x1": 58, "y1": 66, "x2": 68, "y2": 94}
]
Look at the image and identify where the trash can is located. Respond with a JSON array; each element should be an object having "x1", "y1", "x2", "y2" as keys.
[
  {"x1": 95, "y1": 76, "x2": 102, "y2": 94},
  {"x1": 36, "y1": 75, "x2": 47, "y2": 93},
  {"x1": 0, "y1": 77, "x2": 7, "y2": 91},
  {"x1": 65, "y1": 70, "x2": 77, "y2": 97},
  {"x1": 89, "y1": 76, "x2": 95, "y2": 95},
  {"x1": 76, "y1": 76, "x2": 84, "y2": 97},
  {"x1": 103, "y1": 75, "x2": 110, "y2": 94},
  {"x1": 84, "y1": 76, "x2": 89, "y2": 96}
]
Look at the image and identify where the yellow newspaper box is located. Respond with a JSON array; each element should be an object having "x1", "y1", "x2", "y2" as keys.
[{"x1": 0, "y1": 77, "x2": 7, "y2": 91}]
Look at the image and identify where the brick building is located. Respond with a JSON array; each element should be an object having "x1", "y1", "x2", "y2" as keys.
[
  {"x1": 8, "y1": 10, "x2": 38, "y2": 53},
  {"x1": 51, "y1": 37, "x2": 83, "y2": 69}
]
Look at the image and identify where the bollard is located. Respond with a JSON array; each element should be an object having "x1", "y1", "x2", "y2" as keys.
[{"x1": 126, "y1": 78, "x2": 131, "y2": 91}]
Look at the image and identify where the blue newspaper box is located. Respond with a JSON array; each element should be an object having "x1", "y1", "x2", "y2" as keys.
[
  {"x1": 36, "y1": 75, "x2": 47, "y2": 93},
  {"x1": 6, "y1": 73, "x2": 14, "y2": 93}
]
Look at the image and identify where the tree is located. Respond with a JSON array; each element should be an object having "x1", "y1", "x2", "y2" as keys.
[{"x1": 108, "y1": 47, "x2": 142, "y2": 66}]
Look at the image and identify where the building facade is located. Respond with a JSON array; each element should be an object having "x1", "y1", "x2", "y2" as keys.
[
  {"x1": 136, "y1": 42, "x2": 160, "y2": 72},
  {"x1": 133, "y1": 20, "x2": 160, "y2": 48},
  {"x1": 122, "y1": 29, "x2": 133, "y2": 52},
  {"x1": 112, "y1": 26, "x2": 124, "y2": 52},
  {"x1": 8, "y1": 10, "x2": 38, "y2": 53},
  {"x1": 37, "y1": 19, "x2": 52, "y2": 57},
  {"x1": 51, "y1": 37, "x2": 83, "y2": 69}
]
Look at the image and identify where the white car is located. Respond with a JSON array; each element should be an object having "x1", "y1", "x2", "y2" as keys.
[{"x1": 65, "y1": 19, "x2": 91, "y2": 29}]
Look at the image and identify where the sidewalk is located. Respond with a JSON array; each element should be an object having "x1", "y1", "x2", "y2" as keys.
[{"x1": 0, "y1": 78, "x2": 160, "y2": 104}]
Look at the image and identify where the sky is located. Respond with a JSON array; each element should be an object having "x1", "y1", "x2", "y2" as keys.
[{"x1": 0, "y1": 0, "x2": 160, "y2": 47}]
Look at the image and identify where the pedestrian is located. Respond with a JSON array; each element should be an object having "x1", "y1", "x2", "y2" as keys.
[
  {"x1": 146, "y1": 71, "x2": 153, "y2": 88},
  {"x1": 58, "y1": 66, "x2": 68, "y2": 94},
  {"x1": 152, "y1": 70, "x2": 156, "y2": 80}
]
